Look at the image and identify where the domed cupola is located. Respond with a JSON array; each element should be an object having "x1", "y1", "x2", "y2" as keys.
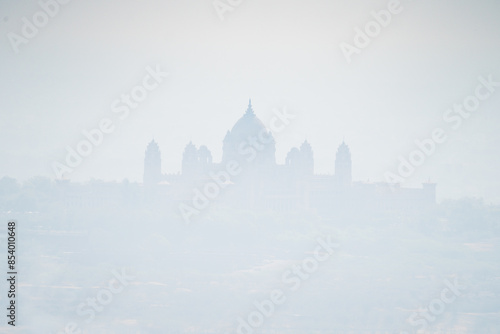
[
  {"x1": 222, "y1": 100, "x2": 276, "y2": 167},
  {"x1": 335, "y1": 140, "x2": 352, "y2": 187},
  {"x1": 144, "y1": 139, "x2": 162, "y2": 186},
  {"x1": 229, "y1": 100, "x2": 268, "y2": 141}
]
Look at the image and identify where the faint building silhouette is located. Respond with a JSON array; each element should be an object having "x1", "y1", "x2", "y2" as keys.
[
  {"x1": 143, "y1": 139, "x2": 162, "y2": 187},
  {"x1": 143, "y1": 101, "x2": 437, "y2": 218},
  {"x1": 335, "y1": 141, "x2": 352, "y2": 188},
  {"x1": 221, "y1": 100, "x2": 276, "y2": 169}
]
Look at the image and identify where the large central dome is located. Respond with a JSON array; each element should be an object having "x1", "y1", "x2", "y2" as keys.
[
  {"x1": 221, "y1": 100, "x2": 276, "y2": 166},
  {"x1": 229, "y1": 101, "x2": 268, "y2": 141}
]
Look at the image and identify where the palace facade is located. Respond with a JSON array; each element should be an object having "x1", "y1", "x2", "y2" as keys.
[{"x1": 143, "y1": 101, "x2": 436, "y2": 218}]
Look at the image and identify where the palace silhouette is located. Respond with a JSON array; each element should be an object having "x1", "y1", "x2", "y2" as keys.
[{"x1": 143, "y1": 101, "x2": 436, "y2": 218}]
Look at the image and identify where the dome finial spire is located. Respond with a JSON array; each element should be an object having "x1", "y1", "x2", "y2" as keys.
[{"x1": 246, "y1": 98, "x2": 254, "y2": 115}]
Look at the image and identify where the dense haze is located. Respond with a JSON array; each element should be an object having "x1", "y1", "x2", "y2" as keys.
[
  {"x1": 1, "y1": 1, "x2": 500, "y2": 334},
  {"x1": 1, "y1": 0, "x2": 500, "y2": 202}
]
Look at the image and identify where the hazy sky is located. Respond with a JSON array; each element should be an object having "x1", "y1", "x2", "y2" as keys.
[{"x1": 1, "y1": 0, "x2": 499, "y2": 202}]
